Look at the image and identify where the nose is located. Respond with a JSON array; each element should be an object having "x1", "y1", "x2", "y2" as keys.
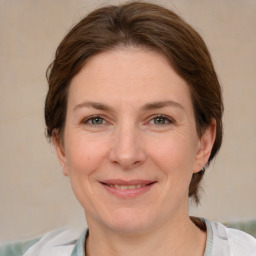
[{"x1": 108, "y1": 123, "x2": 146, "y2": 170}]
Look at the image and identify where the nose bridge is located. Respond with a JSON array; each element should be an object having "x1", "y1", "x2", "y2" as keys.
[{"x1": 109, "y1": 118, "x2": 146, "y2": 169}]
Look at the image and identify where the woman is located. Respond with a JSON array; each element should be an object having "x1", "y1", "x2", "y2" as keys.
[{"x1": 1, "y1": 1, "x2": 255, "y2": 256}]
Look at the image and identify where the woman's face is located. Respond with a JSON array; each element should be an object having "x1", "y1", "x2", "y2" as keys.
[{"x1": 55, "y1": 48, "x2": 215, "y2": 234}]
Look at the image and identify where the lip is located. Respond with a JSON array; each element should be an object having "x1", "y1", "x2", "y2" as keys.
[
  {"x1": 100, "y1": 179, "x2": 155, "y2": 186},
  {"x1": 99, "y1": 179, "x2": 156, "y2": 199}
]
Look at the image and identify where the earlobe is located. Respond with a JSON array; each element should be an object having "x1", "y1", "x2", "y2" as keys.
[
  {"x1": 52, "y1": 129, "x2": 69, "y2": 176},
  {"x1": 194, "y1": 119, "x2": 216, "y2": 173}
]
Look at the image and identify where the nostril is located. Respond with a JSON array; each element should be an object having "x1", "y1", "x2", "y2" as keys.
[{"x1": 108, "y1": 139, "x2": 147, "y2": 169}]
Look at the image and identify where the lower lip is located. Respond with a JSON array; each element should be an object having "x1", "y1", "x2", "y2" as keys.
[{"x1": 101, "y1": 183, "x2": 156, "y2": 199}]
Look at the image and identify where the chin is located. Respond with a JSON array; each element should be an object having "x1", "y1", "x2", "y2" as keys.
[{"x1": 100, "y1": 208, "x2": 157, "y2": 234}]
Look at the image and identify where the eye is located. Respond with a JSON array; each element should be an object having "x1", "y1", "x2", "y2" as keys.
[
  {"x1": 83, "y1": 115, "x2": 107, "y2": 126},
  {"x1": 149, "y1": 115, "x2": 174, "y2": 125}
]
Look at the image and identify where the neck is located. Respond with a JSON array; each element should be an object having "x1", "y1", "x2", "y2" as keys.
[{"x1": 85, "y1": 216, "x2": 206, "y2": 256}]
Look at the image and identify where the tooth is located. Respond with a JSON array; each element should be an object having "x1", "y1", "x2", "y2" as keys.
[{"x1": 109, "y1": 184, "x2": 149, "y2": 190}]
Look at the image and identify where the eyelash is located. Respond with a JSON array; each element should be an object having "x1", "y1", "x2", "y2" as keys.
[{"x1": 82, "y1": 114, "x2": 175, "y2": 127}]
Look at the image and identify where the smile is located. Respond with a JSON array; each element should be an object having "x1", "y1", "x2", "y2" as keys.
[
  {"x1": 106, "y1": 184, "x2": 147, "y2": 189},
  {"x1": 100, "y1": 180, "x2": 156, "y2": 198}
]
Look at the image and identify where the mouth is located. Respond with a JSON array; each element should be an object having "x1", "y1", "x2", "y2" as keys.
[
  {"x1": 99, "y1": 180, "x2": 156, "y2": 198},
  {"x1": 105, "y1": 184, "x2": 148, "y2": 189}
]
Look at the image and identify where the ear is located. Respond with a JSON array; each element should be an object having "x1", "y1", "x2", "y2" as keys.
[
  {"x1": 52, "y1": 129, "x2": 69, "y2": 176},
  {"x1": 193, "y1": 119, "x2": 216, "y2": 173}
]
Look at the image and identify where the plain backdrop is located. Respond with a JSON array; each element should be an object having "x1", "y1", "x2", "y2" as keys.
[{"x1": 0, "y1": 0, "x2": 256, "y2": 242}]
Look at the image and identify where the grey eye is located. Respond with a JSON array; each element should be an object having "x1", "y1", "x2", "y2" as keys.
[
  {"x1": 90, "y1": 117, "x2": 105, "y2": 125},
  {"x1": 153, "y1": 116, "x2": 169, "y2": 125}
]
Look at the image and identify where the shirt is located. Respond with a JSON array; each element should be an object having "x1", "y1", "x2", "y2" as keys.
[{"x1": 1, "y1": 219, "x2": 255, "y2": 256}]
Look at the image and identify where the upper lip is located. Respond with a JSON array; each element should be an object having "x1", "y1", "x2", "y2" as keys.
[{"x1": 100, "y1": 179, "x2": 156, "y2": 186}]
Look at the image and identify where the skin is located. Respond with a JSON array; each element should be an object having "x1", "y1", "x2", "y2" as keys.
[{"x1": 54, "y1": 47, "x2": 216, "y2": 256}]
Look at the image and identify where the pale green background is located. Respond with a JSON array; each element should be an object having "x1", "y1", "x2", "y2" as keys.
[{"x1": 0, "y1": 0, "x2": 255, "y2": 243}]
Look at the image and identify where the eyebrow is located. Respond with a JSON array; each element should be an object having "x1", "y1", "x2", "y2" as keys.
[
  {"x1": 73, "y1": 100, "x2": 184, "y2": 112},
  {"x1": 141, "y1": 100, "x2": 184, "y2": 111},
  {"x1": 73, "y1": 102, "x2": 114, "y2": 112}
]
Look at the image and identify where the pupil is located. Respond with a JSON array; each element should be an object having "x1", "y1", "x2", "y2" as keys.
[
  {"x1": 93, "y1": 118, "x2": 102, "y2": 124},
  {"x1": 155, "y1": 117, "x2": 164, "y2": 125}
]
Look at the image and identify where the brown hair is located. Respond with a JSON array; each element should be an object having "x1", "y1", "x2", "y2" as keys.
[{"x1": 45, "y1": 1, "x2": 223, "y2": 205}]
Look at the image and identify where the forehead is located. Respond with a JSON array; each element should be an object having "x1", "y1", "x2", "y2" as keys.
[{"x1": 68, "y1": 47, "x2": 192, "y2": 110}]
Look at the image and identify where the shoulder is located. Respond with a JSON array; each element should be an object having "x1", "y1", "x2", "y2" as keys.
[
  {"x1": 226, "y1": 226, "x2": 256, "y2": 255},
  {"x1": 0, "y1": 228, "x2": 80, "y2": 256},
  {"x1": 209, "y1": 220, "x2": 256, "y2": 255},
  {"x1": 0, "y1": 237, "x2": 40, "y2": 256}
]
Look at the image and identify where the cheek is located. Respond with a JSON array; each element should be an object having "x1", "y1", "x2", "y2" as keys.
[
  {"x1": 147, "y1": 134, "x2": 197, "y2": 172},
  {"x1": 65, "y1": 135, "x2": 108, "y2": 176},
  {"x1": 64, "y1": 135, "x2": 110, "y2": 208}
]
